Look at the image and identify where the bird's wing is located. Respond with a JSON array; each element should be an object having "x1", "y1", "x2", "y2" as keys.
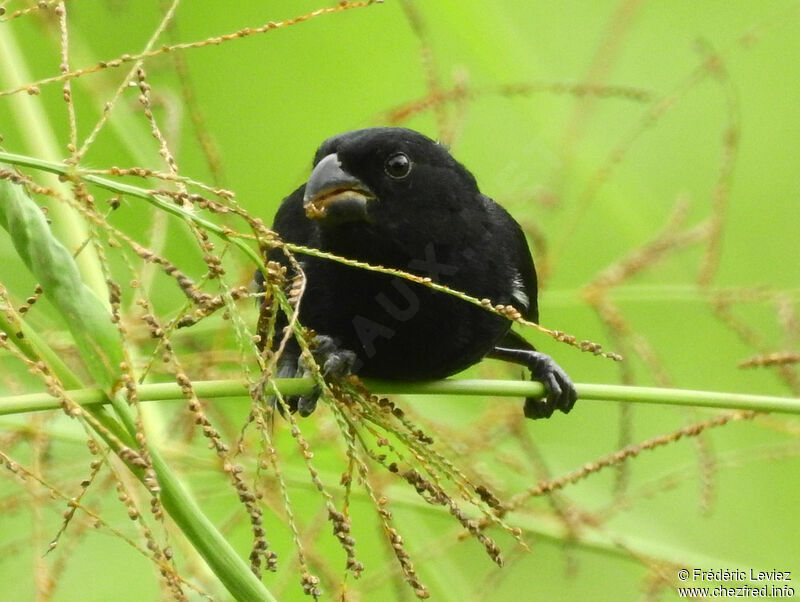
[{"x1": 482, "y1": 195, "x2": 539, "y2": 323}]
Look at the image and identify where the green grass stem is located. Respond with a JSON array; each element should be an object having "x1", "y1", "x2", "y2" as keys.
[{"x1": 1, "y1": 378, "x2": 798, "y2": 417}]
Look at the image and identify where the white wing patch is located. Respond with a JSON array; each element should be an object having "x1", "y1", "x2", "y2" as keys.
[{"x1": 510, "y1": 269, "x2": 529, "y2": 311}]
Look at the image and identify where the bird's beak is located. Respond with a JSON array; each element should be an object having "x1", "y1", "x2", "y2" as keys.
[{"x1": 303, "y1": 153, "x2": 375, "y2": 223}]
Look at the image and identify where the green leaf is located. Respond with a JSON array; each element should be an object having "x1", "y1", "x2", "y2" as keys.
[{"x1": 0, "y1": 175, "x2": 122, "y2": 394}]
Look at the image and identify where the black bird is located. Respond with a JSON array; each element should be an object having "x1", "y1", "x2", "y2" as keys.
[{"x1": 256, "y1": 127, "x2": 576, "y2": 419}]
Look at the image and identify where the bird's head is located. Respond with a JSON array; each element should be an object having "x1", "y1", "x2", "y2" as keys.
[{"x1": 302, "y1": 128, "x2": 478, "y2": 226}]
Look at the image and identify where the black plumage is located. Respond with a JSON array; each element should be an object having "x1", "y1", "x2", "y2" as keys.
[{"x1": 257, "y1": 127, "x2": 576, "y2": 419}]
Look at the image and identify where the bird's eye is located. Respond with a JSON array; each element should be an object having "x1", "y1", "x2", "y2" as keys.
[{"x1": 384, "y1": 152, "x2": 412, "y2": 179}]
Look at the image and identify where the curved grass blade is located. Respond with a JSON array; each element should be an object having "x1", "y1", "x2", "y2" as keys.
[
  {"x1": 0, "y1": 174, "x2": 122, "y2": 393},
  {"x1": 0, "y1": 175, "x2": 276, "y2": 602}
]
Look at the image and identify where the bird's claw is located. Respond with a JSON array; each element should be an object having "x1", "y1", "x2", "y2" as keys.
[
  {"x1": 290, "y1": 335, "x2": 357, "y2": 417},
  {"x1": 521, "y1": 351, "x2": 577, "y2": 420},
  {"x1": 313, "y1": 335, "x2": 358, "y2": 379}
]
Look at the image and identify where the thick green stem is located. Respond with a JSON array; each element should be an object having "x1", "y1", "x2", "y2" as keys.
[
  {"x1": 148, "y1": 445, "x2": 277, "y2": 602},
  {"x1": 1, "y1": 378, "x2": 798, "y2": 417},
  {"x1": 0, "y1": 175, "x2": 275, "y2": 601}
]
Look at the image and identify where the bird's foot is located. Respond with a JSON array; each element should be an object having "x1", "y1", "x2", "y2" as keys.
[
  {"x1": 520, "y1": 351, "x2": 577, "y2": 420},
  {"x1": 293, "y1": 335, "x2": 358, "y2": 417}
]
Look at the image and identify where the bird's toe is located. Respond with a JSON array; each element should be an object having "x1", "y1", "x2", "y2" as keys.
[
  {"x1": 525, "y1": 351, "x2": 578, "y2": 419},
  {"x1": 322, "y1": 348, "x2": 358, "y2": 379},
  {"x1": 523, "y1": 397, "x2": 555, "y2": 419},
  {"x1": 296, "y1": 385, "x2": 322, "y2": 417}
]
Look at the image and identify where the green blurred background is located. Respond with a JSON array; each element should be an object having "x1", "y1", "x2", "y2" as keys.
[{"x1": 1, "y1": 1, "x2": 798, "y2": 600}]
